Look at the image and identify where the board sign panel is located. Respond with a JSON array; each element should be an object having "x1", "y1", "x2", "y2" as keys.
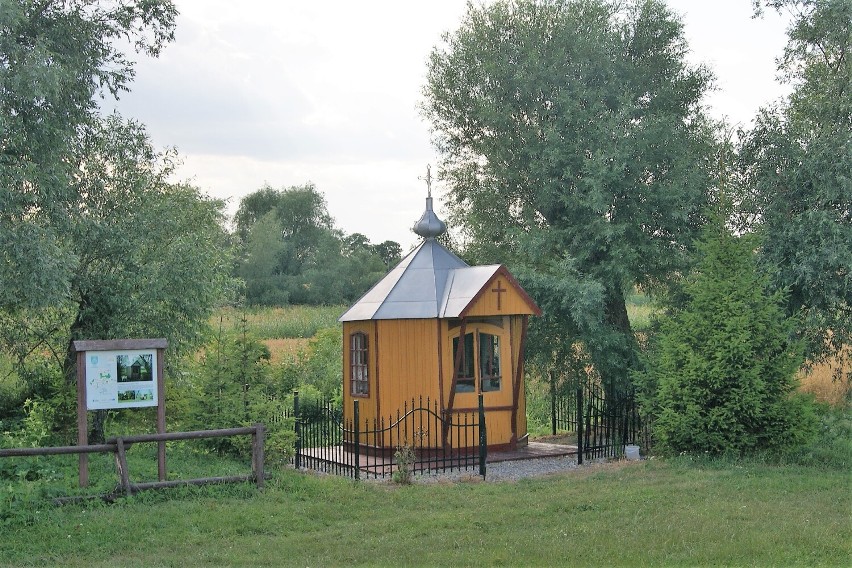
[{"x1": 85, "y1": 350, "x2": 158, "y2": 410}]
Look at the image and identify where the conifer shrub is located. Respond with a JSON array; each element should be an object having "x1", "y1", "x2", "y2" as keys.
[
  {"x1": 184, "y1": 320, "x2": 294, "y2": 462},
  {"x1": 635, "y1": 221, "x2": 817, "y2": 455}
]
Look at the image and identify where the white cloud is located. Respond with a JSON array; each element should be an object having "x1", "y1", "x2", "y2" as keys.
[{"x1": 105, "y1": 0, "x2": 791, "y2": 251}]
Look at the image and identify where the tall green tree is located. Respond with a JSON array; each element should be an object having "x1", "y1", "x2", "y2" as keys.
[
  {"x1": 62, "y1": 115, "x2": 235, "y2": 371},
  {"x1": 739, "y1": 0, "x2": 852, "y2": 374},
  {"x1": 239, "y1": 210, "x2": 290, "y2": 306},
  {"x1": 423, "y1": 0, "x2": 716, "y2": 387},
  {"x1": 636, "y1": 218, "x2": 811, "y2": 454},
  {"x1": 0, "y1": 0, "x2": 177, "y2": 310},
  {"x1": 0, "y1": 114, "x2": 235, "y2": 441}
]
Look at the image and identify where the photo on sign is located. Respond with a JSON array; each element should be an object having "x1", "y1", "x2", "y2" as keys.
[
  {"x1": 117, "y1": 388, "x2": 154, "y2": 403},
  {"x1": 117, "y1": 353, "x2": 153, "y2": 383}
]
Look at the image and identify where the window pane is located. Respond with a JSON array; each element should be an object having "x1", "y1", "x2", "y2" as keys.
[
  {"x1": 479, "y1": 333, "x2": 500, "y2": 392},
  {"x1": 452, "y1": 333, "x2": 475, "y2": 392},
  {"x1": 350, "y1": 332, "x2": 368, "y2": 396}
]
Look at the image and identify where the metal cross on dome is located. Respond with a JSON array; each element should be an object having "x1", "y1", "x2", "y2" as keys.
[{"x1": 419, "y1": 164, "x2": 432, "y2": 198}]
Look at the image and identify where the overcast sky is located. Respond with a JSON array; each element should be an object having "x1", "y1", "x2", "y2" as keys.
[{"x1": 106, "y1": 0, "x2": 792, "y2": 251}]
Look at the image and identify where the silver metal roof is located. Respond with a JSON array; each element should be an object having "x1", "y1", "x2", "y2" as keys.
[
  {"x1": 340, "y1": 238, "x2": 493, "y2": 321},
  {"x1": 340, "y1": 191, "x2": 523, "y2": 322}
]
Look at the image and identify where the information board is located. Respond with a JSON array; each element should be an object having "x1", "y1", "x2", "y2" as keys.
[{"x1": 85, "y1": 349, "x2": 158, "y2": 410}]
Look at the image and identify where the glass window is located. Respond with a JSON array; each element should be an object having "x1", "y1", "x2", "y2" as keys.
[
  {"x1": 452, "y1": 331, "x2": 502, "y2": 393},
  {"x1": 452, "y1": 332, "x2": 475, "y2": 392},
  {"x1": 350, "y1": 332, "x2": 369, "y2": 396},
  {"x1": 479, "y1": 333, "x2": 501, "y2": 391}
]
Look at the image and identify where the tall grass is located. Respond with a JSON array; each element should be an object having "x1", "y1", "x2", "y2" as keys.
[
  {"x1": 626, "y1": 289, "x2": 658, "y2": 332},
  {"x1": 799, "y1": 359, "x2": 851, "y2": 407},
  {"x1": 211, "y1": 305, "x2": 346, "y2": 339}
]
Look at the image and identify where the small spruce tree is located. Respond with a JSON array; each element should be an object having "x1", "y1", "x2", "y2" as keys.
[{"x1": 639, "y1": 219, "x2": 812, "y2": 455}]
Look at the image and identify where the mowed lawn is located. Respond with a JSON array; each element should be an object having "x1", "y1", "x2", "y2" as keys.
[{"x1": 2, "y1": 458, "x2": 849, "y2": 567}]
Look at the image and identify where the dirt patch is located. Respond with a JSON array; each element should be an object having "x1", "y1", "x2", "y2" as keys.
[{"x1": 532, "y1": 433, "x2": 578, "y2": 446}]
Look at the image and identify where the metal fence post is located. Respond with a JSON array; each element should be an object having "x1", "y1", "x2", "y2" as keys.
[
  {"x1": 293, "y1": 390, "x2": 301, "y2": 470},
  {"x1": 576, "y1": 386, "x2": 583, "y2": 466},
  {"x1": 353, "y1": 400, "x2": 360, "y2": 481},
  {"x1": 478, "y1": 393, "x2": 487, "y2": 479},
  {"x1": 550, "y1": 372, "x2": 557, "y2": 436}
]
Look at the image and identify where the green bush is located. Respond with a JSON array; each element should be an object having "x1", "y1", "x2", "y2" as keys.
[
  {"x1": 774, "y1": 404, "x2": 852, "y2": 470},
  {"x1": 636, "y1": 221, "x2": 818, "y2": 455},
  {"x1": 276, "y1": 326, "x2": 342, "y2": 402},
  {"x1": 183, "y1": 322, "x2": 293, "y2": 462}
]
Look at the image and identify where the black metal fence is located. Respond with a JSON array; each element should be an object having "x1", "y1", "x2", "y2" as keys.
[
  {"x1": 550, "y1": 378, "x2": 645, "y2": 463},
  {"x1": 293, "y1": 393, "x2": 487, "y2": 480}
]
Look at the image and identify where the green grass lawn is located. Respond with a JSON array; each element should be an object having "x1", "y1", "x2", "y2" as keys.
[{"x1": 2, "y1": 457, "x2": 849, "y2": 567}]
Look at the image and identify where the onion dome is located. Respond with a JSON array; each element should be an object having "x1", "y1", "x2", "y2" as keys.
[
  {"x1": 412, "y1": 196, "x2": 447, "y2": 239},
  {"x1": 412, "y1": 164, "x2": 446, "y2": 239}
]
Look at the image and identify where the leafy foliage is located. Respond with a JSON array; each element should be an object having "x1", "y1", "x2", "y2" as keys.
[
  {"x1": 0, "y1": 0, "x2": 178, "y2": 310},
  {"x1": 276, "y1": 327, "x2": 343, "y2": 401},
  {"x1": 423, "y1": 0, "x2": 717, "y2": 388},
  {"x1": 636, "y1": 219, "x2": 816, "y2": 454},
  {"x1": 62, "y1": 116, "x2": 236, "y2": 357},
  {"x1": 235, "y1": 184, "x2": 399, "y2": 306},
  {"x1": 0, "y1": 2, "x2": 232, "y2": 443},
  {"x1": 739, "y1": 0, "x2": 852, "y2": 372}
]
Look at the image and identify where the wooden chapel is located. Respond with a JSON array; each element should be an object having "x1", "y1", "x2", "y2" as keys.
[{"x1": 339, "y1": 175, "x2": 541, "y2": 451}]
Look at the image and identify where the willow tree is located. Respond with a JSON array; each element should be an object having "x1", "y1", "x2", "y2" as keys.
[
  {"x1": 423, "y1": 0, "x2": 716, "y2": 387},
  {"x1": 0, "y1": 0, "x2": 178, "y2": 310},
  {"x1": 739, "y1": 0, "x2": 852, "y2": 375}
]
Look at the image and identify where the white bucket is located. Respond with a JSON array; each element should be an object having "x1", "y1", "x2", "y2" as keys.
[{"x1": 625, "y1": 445, "x2": 641, "y2": 461}]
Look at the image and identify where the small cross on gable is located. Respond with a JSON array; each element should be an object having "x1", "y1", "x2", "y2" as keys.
[{"x1": 491, "y1": 279, "x2": 507, "y2": 310}]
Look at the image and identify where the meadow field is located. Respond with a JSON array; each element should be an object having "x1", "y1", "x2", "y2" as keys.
[{"x1": 231, "y1": 301, "x2": 849, "y2": 405}]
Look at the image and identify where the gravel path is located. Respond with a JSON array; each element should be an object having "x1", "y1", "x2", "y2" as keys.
[{"x1": 410, "y1": 455, "x2": 580, "y2": 484}]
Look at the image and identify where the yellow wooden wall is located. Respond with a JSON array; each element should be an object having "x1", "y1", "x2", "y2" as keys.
[
  {"x1": 439, "y1": 315, "x2": 528, "y2": 447},
  {"x1": 375, "y1": 319, "x2": 441, "y2": 419},
  {"x1": 341, "y1": 320, "x2": 378, "y2": 424},
  {"x1": 463, "y1": 275, "x2": 538, "y2": 317},
  {"x1": 343, "y1": 314, "x2": 530, "y2": 449},
  {"x1": 511, "y1": 316, "x2": 528, "y2": 442},
  {"x1": 343, "y1": 319, "x2": 442, "y2": 447}
]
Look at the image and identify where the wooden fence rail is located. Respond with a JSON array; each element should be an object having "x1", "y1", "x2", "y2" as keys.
[{"x1": 0, "y1": 424, "x2": 266, "y2": 503}]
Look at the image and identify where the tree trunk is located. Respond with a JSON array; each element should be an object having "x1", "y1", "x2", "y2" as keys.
[
  {"x1": 599, "y1": 285, "x2": 639, "y2": 391},
  {"x1": 64, "y1": 293, "x2": 110, "y2": 444}
]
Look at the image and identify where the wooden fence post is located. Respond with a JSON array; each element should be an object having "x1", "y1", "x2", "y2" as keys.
[
  {"x1": 253, "y1": 423, "x2": 265, "y2": 490},
  {"x1": 76, "y1": 349, "x2": 88, "y2": 488},
  {"x1": 114, "y1": 437, "x2": 132, "y2": 497}
]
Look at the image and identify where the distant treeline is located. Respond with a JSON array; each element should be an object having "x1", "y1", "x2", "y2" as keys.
[{"x1": 233, "y1": 183, "x2": 403, "y2": 306}]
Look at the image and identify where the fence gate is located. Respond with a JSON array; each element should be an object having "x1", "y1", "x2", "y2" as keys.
[
  {"x1": 550, "y1": 378, "x2": 645, "y2": 463},
  {"x1": 294, "y1": 393, "x2": 487, "y2": 480}
]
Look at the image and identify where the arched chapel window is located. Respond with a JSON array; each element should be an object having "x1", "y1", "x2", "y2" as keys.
[
  {"x1": 350, "y1": 332, "x2": 369, "y2": 396},
  {"x1": 452, "y1": 329, "x2": 501, "y2": 393}
]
